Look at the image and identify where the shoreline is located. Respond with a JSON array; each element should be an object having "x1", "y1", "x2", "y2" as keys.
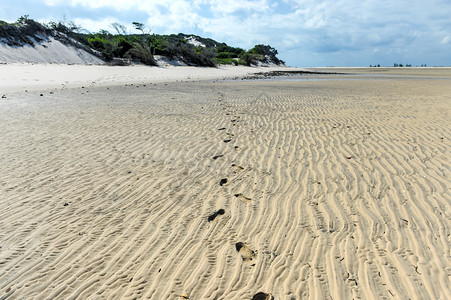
[{"x1": 2, "y1": 64, "x2": 450, "y2": 95}]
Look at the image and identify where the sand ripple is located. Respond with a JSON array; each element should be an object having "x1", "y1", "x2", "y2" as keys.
[{"x1": 0, "y1": 74, "x2": 450, "y2": 299}]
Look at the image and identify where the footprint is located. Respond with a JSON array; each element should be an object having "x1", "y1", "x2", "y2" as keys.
[
  {"x1": 213, "y1": 154, "x2": 224, "y2": 160},
  {"x1": 208, "y1": 209, "x2": 225, "y2": 222},
  {"x1": 223, "y1": 139, "x2": 232, "y2": 143},
  {"x1": 219, "y1": 178, "x2": 228, "y2": 186},
  {"x1": 235, "y1": 242, "x2": 256, "y2": 262},
  {"x1": 218, "y1": 127, "x2": 226, "y2": 131},
  {"x1": 252, "y1": 292, "x2": 273, "y2": 300},
  {"x1": 234, "y1": 193, "x2": 251, "y2": 201},
  {"x1": 231, "y1": 164, "x2": 244, "y2": 171},
  {"x1": 226, "y1": 132, "x2": 235, "y2": 136}
]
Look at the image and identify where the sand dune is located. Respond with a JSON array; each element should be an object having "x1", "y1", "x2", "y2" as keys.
[
  {"x1": 0, "y1": 37, "x2": 103, "y2": 65},
  {"x1": 0, "y1": 68, "x2": 450, "y2": 299}
]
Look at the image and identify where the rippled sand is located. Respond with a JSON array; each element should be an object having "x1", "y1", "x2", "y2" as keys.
[{"x1": 0, "y1": 68, "x2": 450, "y2": 299}]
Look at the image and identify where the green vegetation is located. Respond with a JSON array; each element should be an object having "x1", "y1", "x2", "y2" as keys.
[
  {"x1": 0, "y1": 16, "x2": 52, "y2": 46},
  {"x1": 1, "y1": 16, "x2": 285, "y2": 67},
  {"x1": 238, "y1": 44, "x2": 284, "y2": 66},
  {"x1": 16, "y1": 15, "x2": 30, "y2": 24},
  {"x1": 128, "y1": 41, "x2": 154, "y2": 65},
  {"x1": 393, "y1": 63, "x2": 413, "y2": 67},
  {"x1": 76, "y1": 31, "x2": 281, "y2": 67},
  {"x1": 371, "y1": 64, "x2": 427, "y2": 67}
]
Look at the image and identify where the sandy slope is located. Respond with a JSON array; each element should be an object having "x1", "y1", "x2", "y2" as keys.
[
  {"x1": 0, "y1": 37, "x2": 103, "y2": 65},
  {"x1": 0, "y1": 68, "x2": 450, "y2": 299}
]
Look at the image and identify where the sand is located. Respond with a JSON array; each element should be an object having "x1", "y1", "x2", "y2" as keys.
[
  {"x1": 0, "y1": 64, "x2": 296, "y2": 93},
  {"x1": 0, "y1": 37, "x2": 103, "y2": 65},
  {"x1": 0, "y1": 67, "x2": 450, "y2": 299}
]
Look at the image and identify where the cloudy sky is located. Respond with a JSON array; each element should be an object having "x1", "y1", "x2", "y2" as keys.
[{"x1": 1, "y1": 0, "x2": 450, "y2": 66}]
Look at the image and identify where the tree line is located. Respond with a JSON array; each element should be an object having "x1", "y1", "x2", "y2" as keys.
[
  {"x1": 369, "y1": 63, "x2": 427, "y2": 67},
  {"x1": 0, "y1": 16, "x2": 285, "y2": 67}
]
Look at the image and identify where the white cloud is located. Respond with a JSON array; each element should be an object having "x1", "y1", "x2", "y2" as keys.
[
  {"x1": 45, "y1": 0, "x2": 146, "y2": 10},
  {"x1": 73, "y1": 17, "x2": 125, "y2": 33},
  {"x1": 441, "y1": 36, "x2": 450, "y2": 45},
  {"x1": 45, "y1": 0, "x2": 204, "y2": 33},
  {"x1": 208, "y1": 0, "x2": 271, "y2": 15}
]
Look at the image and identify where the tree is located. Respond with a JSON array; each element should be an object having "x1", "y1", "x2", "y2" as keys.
[
  {"x1": 48, "y1": 20, "x2": 82, "y2": 35},
  {"x1": 17, "y1": 15, "x2": 30, "y2": 24},
  {"x1": 249, "y1": 44, "x2": 278, "y2": 56},
  {"x1": 132, "y1": 22, "x2": 145, "y2": 34},
  {"x1": 97, "y1": 29, "x2": 109, "y2": 35},
  {"x1": 245, "y1": 44, "x2": 282, "y2": 65},
  {"x1": 111, "y1": 22, "x2": 127, "y2": 35}
]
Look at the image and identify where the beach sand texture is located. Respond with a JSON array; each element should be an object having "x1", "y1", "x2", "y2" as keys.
[{"x1": 0, "y1": 69, "x2": 450, "y2": 299}]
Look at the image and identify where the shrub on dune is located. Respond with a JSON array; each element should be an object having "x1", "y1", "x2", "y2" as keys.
[{"x1": 127, "y1": 41, "x2": 156, "y2": 65}]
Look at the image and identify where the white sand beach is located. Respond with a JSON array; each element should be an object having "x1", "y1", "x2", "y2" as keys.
[
  {"x1": 0, "y1": 66, "x2": 450, "y2": 299},
  {"x1": 0, "y1": 64, "x2": 297, "y2": 93}
]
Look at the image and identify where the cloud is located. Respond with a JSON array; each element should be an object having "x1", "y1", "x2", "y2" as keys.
[
  {"x1": 207, "y1": 0, "x2": 271, "y2": 15},
  {"x1": 441, "y1": 36, "x2": 450, "y2": 44},
  {"x1": 72, "y1": 17, "x2": 124, "y2": 33},
  {"x1": 44, "y1": 0, "x2": 143, "y2": 10}
]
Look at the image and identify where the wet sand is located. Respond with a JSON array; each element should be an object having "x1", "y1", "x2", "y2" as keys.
[{"x1": 0, "y1": 68, "x2": 450, "y2": 299}]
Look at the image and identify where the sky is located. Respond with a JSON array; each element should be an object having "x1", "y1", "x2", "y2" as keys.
[{"x1": 1, "y1": 0, "x2": 450, "y2": 67}]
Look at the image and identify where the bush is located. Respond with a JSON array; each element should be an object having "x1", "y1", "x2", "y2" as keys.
[
  {"x1": 16, "y1": 15, "x2": 30, "y2": 25},
  {"x1": 48, "y1": 20, "x2": 81, "y2": 35},
  {"x1": 214, "y1": 58, "x2": 237, "y2": 65},
  {"x1": 113, "y1": 37, "x2": 133, "y2": 57},
  {"x1": 249, "y1": 44, "x2": 277, "y2": 56},
  {"x1": 0, "y1": 17, "x2": 51, "y2": 46},
  {"x1": 238, "y1": 52, "x2": 264, "y2": 66},
  {"x1": 216, "y1": 52, "x2": 238, "y2": 59},
  {"x1": 150, "y1": 36, "x2": 167, "y2": 55},
  {"x1": 127, "y1": 41, "x2": 155, "y2": 65},
  {"x1": 248, "y1": 44, "x2": 282, "y2": 65},
  {"x1": 88, "y1": 36, "x2": 107, "y2": 49},
  {"x1": 180, "y1": 45, "x2": 216, "y2": 67},
  {"x1": 215, "y1": 44, "x2": 244, "y2": 56}
]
